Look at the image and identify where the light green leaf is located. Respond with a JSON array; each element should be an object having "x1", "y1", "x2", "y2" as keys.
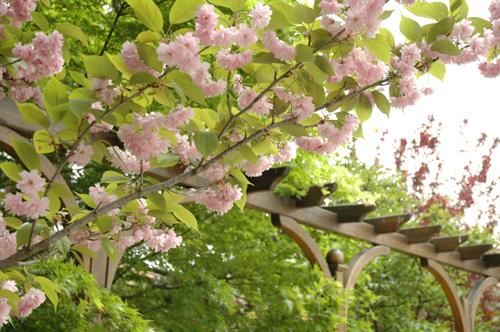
[
  {"x1": 71, "y1": 243, "x2": 97, "y2": 259},
  {"x1": 355, "y1": 95, "x2": 373, "y2": 122},
  {"x1": 102, "y1": 238, "x2": 118, "y2": 261},
  {"x1": 101, "y1": 170, "x2": 129, "y2": 184},
  {"x1": 167, "y1": 71, "x2": 206, "y2": 105},
  {"x1": 16, "y1": 103, "x2": 49, "y2": 128},
  {"x1": 33, "y1": 130, "x2": 55, "y2": 154},
  {"x1": 129, "y1": 72, "x2": 159, "y2": 85},
  {"x1": 372, "y1": 91, "x2": 390, "y2": 114},
  {"x1": 314, "y1": 55, "x2": 333, "y2": 75},
  {"x1": 127, "y1": 0, "x2": 164, "y2": 32},
  {"x1": 34, "y1": 276, "x2": 59, "y2": 309},
  {"x1": 429, "y1": 60, "x2": 446, "y2": 80},
  {"x1": 450, "y1": 0, "x2": 468, "y2": 21},
  {"x1": 82, "y1": 55, "x2": 119, "y2": 81},
  {"x1": 170, "y1": 0, "x2": 204, "y2": 25},
  {"x1": 12, "y1": 138, "x2": 41, "y2": 170},
  {"x1": 0, "y1": 162, "x2": 23, "y2": 181},
  {"x1": 151, "y1": 154, "x2": 179, "y2": 168},
  {"x1": 16, "y1": 223, "x2": 32, "y2": 247},
  {"x1": 194, "y1": 131, "x2": 218, "y2": 157},
  {"x1": 32, "y1": 12, "x2": 49, "y2": 31},
  {"x1": 431, "y1": 39, "x2": 461, "y2": 56},
  {"x1": 295, "y1": 44, "x2": 314, "y2": 63},
  {"x1": 170, "y1": 203, "x2": 198, "y2": 230},
  {"x1": 208, "y1": 0, "x2": 245, "y2": 11},
  {"x1": 406, "y1": 1, "x2": 449, "y2": 21},
  {"x1": 43, "y1": 77, "x2": 68, "y2": 108},
  {"x1": 362, "y1": 34, "x2": 392, "y2": 63},
  {"x1": 56, "y1": 22, "x2": 88, "y2": 47},
  {"x1": 427, "y1": 17, "x2": 455, "y2": 42},
  {"x1": 400, "y1": 16, "x2": 422, "y2": 42},
  {"x1": 136, "y1": 31, "x2": 161, "y2": 43},
  {"x1": 4, "y1": 216, "x2": 23, "y2": 230}
]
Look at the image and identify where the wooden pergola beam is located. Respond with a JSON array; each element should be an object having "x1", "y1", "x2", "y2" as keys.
[{"x1": 246, "y1": 191, "x2": 500, "y2": 278}]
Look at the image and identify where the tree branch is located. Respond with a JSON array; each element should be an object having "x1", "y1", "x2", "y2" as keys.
[{"x1": 0, "y1": 117, "x2": 296, "y2": 270}]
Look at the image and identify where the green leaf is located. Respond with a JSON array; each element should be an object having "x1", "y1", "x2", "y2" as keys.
[
  {"x1": 295, "y1": 44, "x2": 314, "y2": 63},
  {"x1": 12, "y1": 138, "x2": 41, "y2": 170},
  {"x1": 427, "y1": 17, "x2": 455, "y2": 42},
  {"x1": 71, "y1": 243, "x2": 97, "y2": 259},
  {"x1": 101, "y1": 170, "x2": 129, "y2": 184},
  {"x1": 288, "y1": 3, "x2": 320, "y2": 24},
  {"x1": 82, "y1": 55, "x2": 119, "y2": 81},
  {"x1": 16, "y1": 223, "x2": 32, "y2": 247},
  {"x1": 372, "y1": 91, "x2": 390, "y2": 114},
  {"x1": 34, "y1": 276, "x2": 59, "y2": 309},
  {"x1": 194, "y1": 131, "x2": 218, "y2": 157},
  {"x1": 129, "y1": 72, "x2": 159, "y2": 85},
  {"x1": 151, "y1": 154, "x2": 179, "y2": 168},
  {"x1": 16, "y1": 103, "x2": 49, "y2": 128},
  {"x1": 97, "y1": 215, "x2": 114, "y2": 233},
  {"x1": 429, "y1": 60, "x2": 446, "y2": 80},
  {"x1": 0, "y1": 290, "x2": 20, "y2": 304},
  {"x1": 208, "y1": 0, "x2": 245, "y2": 11},
  {"x1": 102, "y1": 238, "x2": 118, "y2": 261},
  {"x1": 314, "y1": 55, "x2": 333, "y2": 75},
  {"x1": 167, "y1": 71, "x2": 206, "y2": 105},
  {"x1": 4, "y1": 216, "x2": 23, "y2": 230},
  {"x1": 169, "y1": 0, "x2": 204, "y2": 25},
  {"x1": 127, "y1": 0, "x2": 164, "y2": 32},
  {"x1": 355, "y1": 95, "x2": 373, "y2": 122},
  {"x1": 136, "y1": 31, "x2": 161, "y2": 43},
  {"x1": 229, "y1": 168, "x2": 249, "y2": 210},
  {"x1": 170, "y1": 203, "x2": 198, "y2": 230},
  {"x1": 406, "y1": 1, "x2": 449, "y2": 21},
  {"x1": 431, "y1": 39, "x2": 461, "y2": 56},
  {"x1": 32, "y1": 12, "x2": 49, "y2": 31},
  {"x1": 468, "y1": 17, "x2": 492, "y2": 34},
  {"x1": 400, "y1": 16, "x2": 422, "y2": 42},
  {"x1": 0, "y1": 162, "x2": 23, "y2": 181},
  {"x1": 362, "y1": 33, "x2": 392, "y2": 63},
  {"x1": 450, "y1": 0, "x2": 468, "y2": 21},
  {"x1": 43, "y1": 77, "x2": 68, "y2": 108},
  {"x1": 56, "y1": 22, "x2": 88, "y2": 47},
  {"x1": 33, "y1": 130, "x2": 55, "y2": 154}
]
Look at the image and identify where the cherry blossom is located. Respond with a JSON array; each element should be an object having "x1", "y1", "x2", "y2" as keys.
[
  {"x1": 17, "y1": 288, "x2": 46, "y2": 318},
  {"x1": 192, "y1": 183, "x2": 242, "y2": 214},
  {"x1": 249, "y1": 3, "x2": 272, "y2": 30}
]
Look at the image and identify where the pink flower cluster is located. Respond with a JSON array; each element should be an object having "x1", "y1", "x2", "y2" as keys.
[
  {"x1": 0, "y1": 212, "x2": 17, "y2": 261},
  {"x1": 17, "y1": 288, "x2": 45, "y2": 318},
  {"x1": 85, "y1": 112, "x2": 113, "y2": 134},
  {"x1": 12, "y1": 31, "x2": 64, "y2": 81},
  {"x1": 118, "y1": 113, "x2": 170, "y2": 160},
  {"x1": 107, "y1": 147, "x2": 150, "y2": 175},
  {"x1": 92, "y1": 79, "x2": 120, "y2": 106},
  {"x1": 296, "y1": 114, "x2": 359, "y2": 154},
  {"x1": 274, "y1": 87, "x2": 316, "y2": 121},
  {"x1": 344, "y1": 0, "x2": 385, "y2": 38},
  {"x1": 320, "y1": 0, "x2": 341, "y2": 15},
  {"x1": 157, "y1": 32, "x2": 226, "y2": 97},
  {"x1": 249, "y1": 3, "x2": 272, "y2": 30},
  {"x1": 0, "y1": 285, "x2": 46, "y2": 326},
  {"x1": 68, "y1": 142, "x2": 93, "y2": 167},
  {"x1": 217, "y1": 49, "x2": 253, "y2": 71},
  {"x1": 329, "y1": 48, "x2": 385, "y2": 86},
  {"x1": 262, "y1": 31, "x2": 296, "y2": 62},
  {"x1": 89, "y1": 184, "x2": 118, "y2": 215},
  {"x1": 3, "y1": 170, "x2": 49, "y2": 219},
  {"x1": 477, "y1": 2, "x2": 500, "y2": 77},
  {"x1": 241, "y1": 142, "x2": 298, "y2": 177},
  {"x1": 200, "y1": 162, "x2": 230, "y2": 182},
  {"x1": 3, "y1": 79, "x2": 42, "y2": 106},
  {"x1": 0, "y1": 0, "x2": 37, "y2": 27},
  {"x1": 237, "y1": 87, "x2": 272, "y2": 115},
  {"x1": 192, "y1": 183, "x2": 242, "y2": 214},
  {"x1": 163, "y1": 105, "x2": 194, "y2": 131},
  {"x1": 121, "y1": 41, "x2": 158, "y2": 76},
  {"x1": 390, "y1": 43, "x2": 423, "y2": 109},
  {"x1": 173, "y1": 134, "x2": 201, "y2": 165}
]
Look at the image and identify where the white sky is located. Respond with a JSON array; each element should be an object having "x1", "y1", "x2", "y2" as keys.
[{"x1": 354, "y1": 2, "x2": 500, "y2": 233}]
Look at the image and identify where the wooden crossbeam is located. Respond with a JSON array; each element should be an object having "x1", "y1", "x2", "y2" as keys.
[
  {"x1": 431, "y1": 236, "x2": 469, "y2": 253},
  {"x1": 483, "y1": 254, "x2": 500, "y2": 268},
  {"x1": 322, "y1": 204, "x2": 376, "y2": 223},
  {"x1": 457, "y1": 244, "x2": 493, "y2": 261},
  {"x1": 399, "y1": 225, "x2": 442, "y2": 244},
  {"x1": 364, "y1": 213, "x2": 412, "y2": 234},
  {"x1": 246, "y1": 191, "x2": 500, "y2": 278}
]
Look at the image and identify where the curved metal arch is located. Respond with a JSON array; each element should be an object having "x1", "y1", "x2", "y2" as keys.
[
  {"x1": 467, "y1": 276, "x2": 497, "y2": 331},
  {"x1": 272, "y1": 215, "x2": 332, "y2": 277},
  {"x1": 421, "y1": 258, "x2": 469, "y2": 332},
  {"x1": 344, "y1": 245, "x2": 390, "y2": 289}
]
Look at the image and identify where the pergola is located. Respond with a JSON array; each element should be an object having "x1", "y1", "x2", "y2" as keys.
[{"x1": 1, "y1": 99, "x2": 498, "y2": 331}]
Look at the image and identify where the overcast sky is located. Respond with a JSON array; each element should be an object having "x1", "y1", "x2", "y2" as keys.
[{"x1": 354, "y1": 2, "x2": 499, "y2": 232}]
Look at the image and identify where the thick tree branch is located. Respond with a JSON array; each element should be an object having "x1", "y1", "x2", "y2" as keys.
[{"x1": 0, "y1": 117, "x2": 296, "y2": 270}]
